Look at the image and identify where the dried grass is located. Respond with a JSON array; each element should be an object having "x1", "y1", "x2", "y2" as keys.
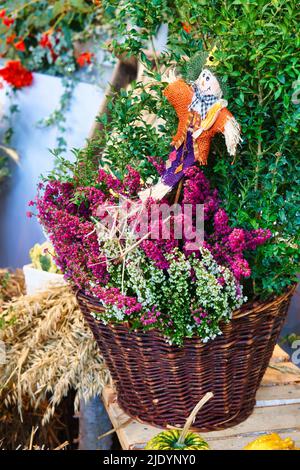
[
  {"x1": 0, "y1": 286, "x2": 110, "y2": 425},
  {"x1": 0, "y1": 396, "x2": 73, "y2": 449},
  {"x1": 0, "y1": 269, "x2": 25, "y2": 308}
]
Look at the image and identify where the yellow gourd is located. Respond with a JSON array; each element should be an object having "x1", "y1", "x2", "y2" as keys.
[{"x1": 244, "y1": 433, "x2": 299, "y2": 450}]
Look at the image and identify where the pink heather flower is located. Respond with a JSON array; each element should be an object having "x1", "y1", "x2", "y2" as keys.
[
  {"x1": 35, "y1": 165, "x2": 271, "y2": 301},
  {"x1": 214, "y1": 208, "x2": 230, "y2": 235},
  {"x1": 98, "y1": 169, "x2": 123, "y2": 191},
  {"x1": 123, "y1": 165, "x2": 141, "y2": 195},
  {"x1": 192, "y1": 307, "x2": 208, "y2": 325},
  {"x1": 36, "y1": 180, "x2": 110, "y2": 291},
  {"x1": 92, "y1": 286, "x2": 142, "y2": 314},
  {"x1": 204, "y1": 190, "x2": 219, "y2": 220},
  {"x1": 228, "y1": 228, "x2": 246, "y2": 252},
  {"x1": 229, "y1": 257, "x2": 251, "y2": 280},
  {"x1": 140, "y1": 240, "x2": 169, "y2": 270},
  {"x1": 245, "y1": 228, "x2": 272, "y2": 250},
  {"x1": 26, "y1": 211, "x2": 33, "y2": 218},
  {"x1": 140, "y1": 307, "x2": 162, "y2": 326},
  {"x1": 28, "y1": 200, "x2": 35, "y2": 207},
  {"x1": 146, "y1": 155, "x2": 165, "y2": 175},
  {"x1": 183, "y1": 167, "x2": 210, "y2": 204},
  {"x1": 125, "y1": 303, "x2": 143, "y2": 315}
]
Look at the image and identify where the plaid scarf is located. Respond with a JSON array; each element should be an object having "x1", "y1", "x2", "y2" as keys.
[{"x1": 189, "y1": 86, "x2": 218, "y2": 120}]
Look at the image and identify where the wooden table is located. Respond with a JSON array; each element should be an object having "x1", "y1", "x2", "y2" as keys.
[{"x1": 102, "y1": 346, "x2": 300, "y2": 450}]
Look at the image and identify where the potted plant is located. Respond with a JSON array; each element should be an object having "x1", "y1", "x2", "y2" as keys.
[
  {"x1": 23, "y1": 241, "x2": 66, "y2": 295},
  {"x1": 33, "y1": 0, "x2": 299, "y2": 430},
  {"x1": 0, "y1": 1, "x2": 111, "y2": 152}
]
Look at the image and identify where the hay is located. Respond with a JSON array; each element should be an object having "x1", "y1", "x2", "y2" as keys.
[
  {"x1": 0, "y1": 269, "x2": 25, "y2": 308},
  {"x1": 0, "y1": 286, "x2": 110, "y2": 425},
  {"x1": 0, "y1": 396, "x2": 73, "y2": 449}
]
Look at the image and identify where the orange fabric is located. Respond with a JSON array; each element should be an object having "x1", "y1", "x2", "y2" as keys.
[
  {"x1": 163, "y1": 79, "x2": 193, "y2": 145},
  {"x1": 197, "y1": 108, "x2": 233, "y2": 164},
  {"x1": 163, "y1": 79, "x2": 233, "y2": 165}
]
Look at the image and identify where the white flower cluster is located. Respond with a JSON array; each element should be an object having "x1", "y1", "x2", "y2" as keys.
[
  {"x1": 99, "y1": 240, "x2": 246, "y2": 345},
  {"x1": 190, "y1": 247, "x2": 246, "y2": 342}
]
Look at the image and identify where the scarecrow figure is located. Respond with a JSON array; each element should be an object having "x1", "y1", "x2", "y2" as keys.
[{"x1": 139, "y1": 50, "x2": 241, "y2": 201}]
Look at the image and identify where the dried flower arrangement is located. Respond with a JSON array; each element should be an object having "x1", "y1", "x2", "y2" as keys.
[
  {"x1": 29, "y1": 0, "x2": 298, "y2": 348},
  {"x1": 34, "y1": 161, "x2": 270, "y2": 345},
  {"x1": 28, "y1": 0, "x2": 299, "y2": 430}
]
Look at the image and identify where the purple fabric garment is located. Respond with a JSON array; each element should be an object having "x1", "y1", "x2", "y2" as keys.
[{"x1": 162, "y1": 131, "x2": 196, "y2": 188}]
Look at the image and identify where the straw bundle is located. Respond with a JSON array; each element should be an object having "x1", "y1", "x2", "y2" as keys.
[
  {"x1": 0, "y1": 286, "x2": 110, "y2": 425},
  {"x1": 0, "y1": 269, "x2": 25, "y2": 307},
  {"x1": 0, "y1": 396, "x2": 73, "y2": 449}
]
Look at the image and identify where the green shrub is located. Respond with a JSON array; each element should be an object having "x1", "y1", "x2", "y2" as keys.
[{"x1": 57, "y1": 0, "x2": 300, "y2": 299}]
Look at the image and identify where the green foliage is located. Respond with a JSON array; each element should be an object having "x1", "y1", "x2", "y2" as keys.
[
  {"x1": 193, "y1": 0, "x2": 300, "y2": 297},
  {"x1": 0, "y1": 1, "x2": 100, "y2": 67},
  {"x1": 103, "y1": 0, "x2": 173, "y2": 57},
  {"x1": 53, "y1": 0, "x2": 300, "y2": 299},
  {"x1": 281, "y1": 332, "x2": 300, "y2": 346},
  {"x1": 0, "y1": 154, "x2": 10, "y2": 185},
  {"x1": 96, "y1": 82, "x2": 177, "y2": 178},
  {"x1": 0, "y1": 0, "x2": 107, "y2": 153}
]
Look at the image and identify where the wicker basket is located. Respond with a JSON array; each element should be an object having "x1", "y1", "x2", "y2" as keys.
[{"x1": 77, "y1": 286, "x2": 294, "y2": 431}]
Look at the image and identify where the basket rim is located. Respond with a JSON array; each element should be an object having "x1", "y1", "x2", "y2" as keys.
[{"x1": 76, "y1": 283, "x2": 296, "y2": 323}]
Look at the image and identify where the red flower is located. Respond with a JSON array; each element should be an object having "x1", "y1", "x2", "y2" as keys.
[
  {"x1": 6, "y1": 33, "x2": 16, "y2": 44},
  {"x1": 14, "y1": 38, "x2": 26, "y2": 52},
  {"x1": 0, "y1": 10, "x2": 6, "y2": 18},
  {"x1": 3, "y1": 16, "x2": 14, "y2": 27},
  {"x1": 39, "y1": 33, "x2": 52, "y2": 49},
  {"x1": 50, "y1": 50, "x2": 58, "y2": 62},
  {"x1": 39, "y1": 33, "x2": 58, "y2": 62},
  {"x1": 76, "y1": 52, "x2": 94, "y2": 68},
  {"x1": 182, "y1": 22, "x2": 191, "y2": 33},
  {"x1": 0, "y1": 61, "x2": 33, "y2": 89}
]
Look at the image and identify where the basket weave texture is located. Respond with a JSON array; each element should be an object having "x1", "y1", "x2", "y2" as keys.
[{"x1": 77, "y1": 286, "x2": 294, "y2": 431}]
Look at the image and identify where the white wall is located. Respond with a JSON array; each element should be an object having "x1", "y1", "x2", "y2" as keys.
[{"x1": 0, "y1": 68, "x2": 113, "y2": 268}]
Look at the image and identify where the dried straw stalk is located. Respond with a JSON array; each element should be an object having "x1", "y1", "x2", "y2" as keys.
[
  {"x1": 0, "y1": 269, "x2": 25, "y2": 308},
  {"x1": 0, "y1": 286, "x2": 110, "y2": 425}
]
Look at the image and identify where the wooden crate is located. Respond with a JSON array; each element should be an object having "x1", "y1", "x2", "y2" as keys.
[{"x1": 102, "y1": 346, "x2": 300, "y2": 450}]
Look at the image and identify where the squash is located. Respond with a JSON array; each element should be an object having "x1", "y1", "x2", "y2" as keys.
[
  {"x1": 244, "y1": 433, "x2": 300, "y2": 450},
  {"x1": 145, "y1": 392, "x2": 213, "y2": 450},
  {"x1": 145, "y1": 429, "x2": 209, "y2": 450}
]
